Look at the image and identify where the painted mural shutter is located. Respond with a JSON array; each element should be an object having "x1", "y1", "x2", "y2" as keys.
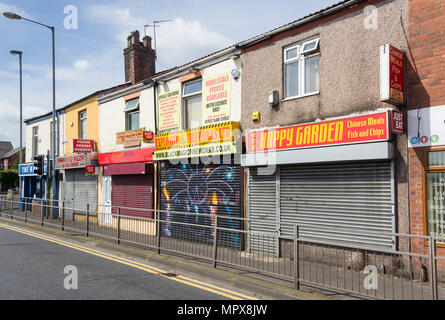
[
  {"x1": 111, "y1": 174, "x2": 153, "y2": 219},
  {"x1": 247, "y1": 167, "x2": 278, "y2": 254},
  {"x1": 280, "y1": 162, "x2": 394, "y2": 249},
  {"x1": 159, "y1": 160, "x2": 242, "y2": 249}
]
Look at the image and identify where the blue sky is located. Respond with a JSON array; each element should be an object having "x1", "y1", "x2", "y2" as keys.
[{"x1": 0, "y1": 0, "x2": 340, "y2": 148}]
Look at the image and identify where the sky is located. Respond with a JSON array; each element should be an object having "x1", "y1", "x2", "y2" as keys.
[{"x1": 0, "y1": 0, "x2": 341, "y2": 148}]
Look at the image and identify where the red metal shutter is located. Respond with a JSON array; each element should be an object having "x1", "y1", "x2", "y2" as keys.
[{"x1": 111, "y1": 174, "x2": 153, "y2": 219}]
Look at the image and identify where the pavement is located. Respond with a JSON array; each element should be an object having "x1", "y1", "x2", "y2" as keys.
[{"x1": 0, "y1": 217, "x2": 330, "y2": 300}]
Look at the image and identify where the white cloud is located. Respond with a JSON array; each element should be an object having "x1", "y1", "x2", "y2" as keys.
[
  {"x1": 0, "y1": 98, "x2": 47, "y2": 145},
  {"x1": 74, "y1": 60, "x2": 91, "y2": 71},
  {"x1": 0, "y1": 2, "x2": 234, "y2": 147},
  {"x1": 85, "y1": 5, "x2": 233, "y2": 68}
]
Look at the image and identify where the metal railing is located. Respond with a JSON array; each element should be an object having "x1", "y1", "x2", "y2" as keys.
[{"x1": 1, "y1": 194, "x2": 444, "y2": 300}]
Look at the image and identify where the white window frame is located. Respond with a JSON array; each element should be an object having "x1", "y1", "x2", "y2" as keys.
[
  {"x1": 283, "y1": 37, "x2": 320, "y2": 100},
  {"x1": 182, "y1": 79, "x2": 202, "y2": 129},
  {"x1": 124, "y1": 98, "x2": 140, "y2": 112},
  {"x1": 126, "y1": 108, "x2": 140, "y2": 131},
  {"x1": 124, "y1": 98, "x2": 140, "y2": 131},
  {"x1": 32, "y1": 126, "x2": 39, "y2": 157},
  {"x1": 79, "y1": 110, "x2": 87, "y2": 139}
]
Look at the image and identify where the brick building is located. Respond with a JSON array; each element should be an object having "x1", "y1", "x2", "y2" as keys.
[
  {"x1": 407, "y1": 0, "x2": 445, "y2": 277},
  {"x1": 238, "y1": 0, "x2": 410, "y2": 256}
]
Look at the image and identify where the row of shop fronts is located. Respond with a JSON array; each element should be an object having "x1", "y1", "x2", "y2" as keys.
[
  {"x1": 18, "y1": 0, "x2": 445, "y2": 266},
  {"x1": 19, "y1": 110, "x2": 400, "y2": 254}
]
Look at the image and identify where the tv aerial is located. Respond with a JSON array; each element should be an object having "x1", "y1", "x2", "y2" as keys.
[{"x1": 144, "y1": 19, "x2": 172, "y2": 60}]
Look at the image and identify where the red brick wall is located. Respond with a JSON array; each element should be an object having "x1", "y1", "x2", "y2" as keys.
[
  {"x1": 407, "y1": 0, "x2": 445, "y2": 111},
  {"x1": 408, "y1": 0, "x2": 445, "y2": 278}
]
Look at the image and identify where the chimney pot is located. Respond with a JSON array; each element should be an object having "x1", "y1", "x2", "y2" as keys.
[
  {"x1": 124, "y1": 31, "x2": 156, "y2": 84},
  {"x1": 143, "y1": 36, "x2": 152, "y2": 49}
]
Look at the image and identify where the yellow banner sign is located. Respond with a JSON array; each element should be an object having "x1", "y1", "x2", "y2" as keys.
[{"x1": 154, "y1": 122, "x2": 240, "y2": 160}]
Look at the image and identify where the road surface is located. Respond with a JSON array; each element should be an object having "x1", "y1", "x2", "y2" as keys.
[{"x1": 0, "y1": 225, "x2": 232, "y2": 300}]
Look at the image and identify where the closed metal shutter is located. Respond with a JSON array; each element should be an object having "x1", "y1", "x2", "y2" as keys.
[
  {"x1": 159, "y1": 160, "x2": 243, "y2": 249},
  {"x1": 111, "y1": 174, "x2": 153, "y2": 219},
  {"x1": 280, "y1": 162, "x2": 394, "y2": 249},
  {"x1": 247, "y1": 167, "x2": 278, "y2": 254},
  {"x1": 63, "y1": 168, "x2": 97, "y2": 216}
]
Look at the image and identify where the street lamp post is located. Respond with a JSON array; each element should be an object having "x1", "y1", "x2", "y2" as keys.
[
  {"x1": 9, "y1": 50, "x2": 23, "y2": 196},
  {"x1": 4, "y1": 12, "x2": 57, "y2": 210}
]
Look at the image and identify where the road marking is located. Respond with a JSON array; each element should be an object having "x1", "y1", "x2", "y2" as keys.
[{"x1": 0, "y1": 222, "x2": 258, "y2": 300}]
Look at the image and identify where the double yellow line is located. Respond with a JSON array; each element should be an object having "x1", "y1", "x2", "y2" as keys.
[{"x1": 0, "y1": 222, "x2": 257, "y2": 300}]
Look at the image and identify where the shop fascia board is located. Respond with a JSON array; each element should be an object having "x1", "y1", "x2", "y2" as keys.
[{"x1": 242, "y1": 141, "x2": 395, "y2": 167}]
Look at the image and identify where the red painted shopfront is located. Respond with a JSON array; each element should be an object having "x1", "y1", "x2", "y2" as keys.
[{"x1": 99, "y1": 148, "x2": 155, "y2": 219}]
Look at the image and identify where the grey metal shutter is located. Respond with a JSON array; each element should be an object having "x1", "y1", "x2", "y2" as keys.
[
  {"x1": 63, "y1": 169, "x2": 97, "y2": 216},
  {"x1": 248, "y1": 167, "x2": 278, "y2": 254},
  {"x1": 280, "y1": 161, "x2": 394, "y2": 249}
]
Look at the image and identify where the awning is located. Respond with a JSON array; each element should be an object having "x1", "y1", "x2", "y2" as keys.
[{"x1": 103, "y1": 162, "x2": 149, "y2": 175}]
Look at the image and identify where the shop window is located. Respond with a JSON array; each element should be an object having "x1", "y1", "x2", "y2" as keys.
[
  {"x1": 183, "y1": 79, "x2": 202, "y2": 129},
  {"x1": 79, "y1": 110, "x2": 87, "y2": 139},
  {"x1": 283, "y1": 37, "x2": 320, "y2": 99},
  {"x1": 124, "y1": 98, "x2": 140, "y2": 130},
  {"x1": 426, "y1": 151, "x2": 445, "y2": 240}
]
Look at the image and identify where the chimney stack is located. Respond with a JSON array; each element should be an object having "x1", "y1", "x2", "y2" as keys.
[{"x1": 124, "y1": 30, "x2": 156, "y2": 84}]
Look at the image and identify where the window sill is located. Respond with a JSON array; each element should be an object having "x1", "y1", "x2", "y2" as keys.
[{"x1": 282, "y1": 91, "x2": 320, "y2": 102}]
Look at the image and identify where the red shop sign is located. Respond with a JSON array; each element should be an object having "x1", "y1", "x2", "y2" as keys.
[
  {"x1": 380, "y1": 44, "x2": 405, "y2": 106},
  {"x1": 391, "y1": 110, "x2": 406, "y2": 135},
  {"x1": 98, "y1": 148, "x2": 155, "y2": 165},
  {"x1": 247, "y1": 112, "x2": 389, "y2": 153},
  {"x1": 72, "y1": 139, "x2": 95, "y2": 153}
]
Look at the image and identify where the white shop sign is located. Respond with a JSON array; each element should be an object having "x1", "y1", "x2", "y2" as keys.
[{"x1": 408, "y1": 105, "x2": 445, "y2": 148}]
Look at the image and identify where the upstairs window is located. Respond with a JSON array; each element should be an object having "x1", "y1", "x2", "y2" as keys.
[
  {"x1": 125, "y1": 98, "x2": 140, "y2": 130},
  {"x1": 284, "y1": 37, "x2": 320, "y2": 99},
  {"x1": 79, "y1": 110, "x2": 87, "y2": 139},
  {"x1": 32, "y1": 126, "x2": 39, "y2": 157},
  {"x1": 183, "y1": 79, "x2": 202, "y2": 129}
]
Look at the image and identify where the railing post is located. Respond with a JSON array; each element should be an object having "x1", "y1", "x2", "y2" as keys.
[
  {"x1": 157, "y1": 210, "x2": 161, "y2": 254},
  {"x1": 294, "y1": 224, "x2": 300, "y2": 290},
  {"x1": 10, "y1": 196, "x2": 13, "y2": 219},
  {"x1": 41, "y1": 200, "x2": 44, "y2": 226},
  {"x1": 117, "y1": 207, "x2": 121, "y2": 244},
  {"x1": 61, "y1": 202, "x2": 65, "y2": 231},
  {"x1": 213, "y1": 216, "x2": 218, "y2": 268},
  {"x1": 86, "y1": 204, "x2": 90, "y2": 237},
  {"x1": 430, "y1": 236, "x2": 438, "y2": 300}
]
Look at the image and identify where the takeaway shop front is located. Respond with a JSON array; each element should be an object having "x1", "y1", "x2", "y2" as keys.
[
  {"x1": 57, "y1": 153, "x2": 98, "y2": 217},
  {"x1": 154, "y1": 122, "x2": 243, "y2": 250},
  {"x1": 243, "y1": 111, "x2": 396, "y2": 255},
  {"x1": 98, "y1": 148, "x2": 155, "y2": 220}
]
